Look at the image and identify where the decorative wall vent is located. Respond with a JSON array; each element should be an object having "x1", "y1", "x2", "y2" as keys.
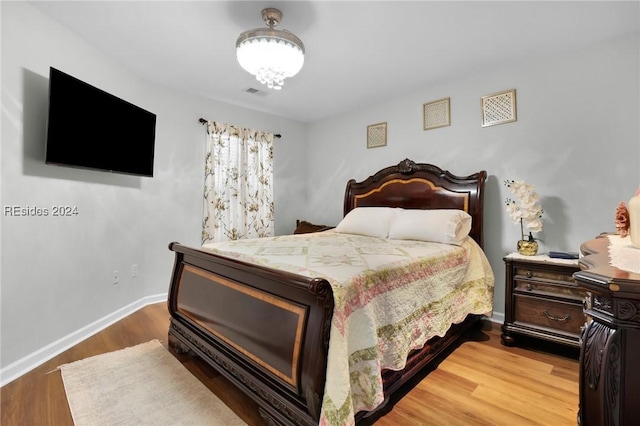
[
  {"x1": 481, "y1": 89, "x2": 517, "y2": 127},
  {"x1": 367, "y1": 122, "x2": 387, "y2": 148},
  {"x1": 423, "y1": 97, "x2": 451, "y2": 130}
]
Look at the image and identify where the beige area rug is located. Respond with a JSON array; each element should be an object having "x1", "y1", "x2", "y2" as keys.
[{"x1": 58, "y1": 339, "x2": 247, "y2": 426}]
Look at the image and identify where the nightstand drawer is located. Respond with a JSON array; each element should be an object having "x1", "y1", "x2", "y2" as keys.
[
  {"x1": 514, "y1": 294, "x2": 584, "y2": 335},
  {"x1": 514, "y1": 278, "x2": 584, "y2": 302},
  {"x1": 514, "y1": 265, "x2": 576, "y2": 285}
]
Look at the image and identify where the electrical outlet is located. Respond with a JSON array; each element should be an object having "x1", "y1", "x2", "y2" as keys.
[
  {"x1": 112, "y1": 270, "x2": 119, "y2": 285},
  {"x1": 131, "y1": 264, "x2": 138, "y2": 278}
]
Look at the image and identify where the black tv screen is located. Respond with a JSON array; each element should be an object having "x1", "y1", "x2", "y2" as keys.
[{"x1": 45, "y1": 67, "x2": 156, "y2": 177}]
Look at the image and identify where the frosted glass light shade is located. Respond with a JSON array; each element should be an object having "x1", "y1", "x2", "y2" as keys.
[{"x1": 236, "y1": 28, "x2": 304, "y2": 90}]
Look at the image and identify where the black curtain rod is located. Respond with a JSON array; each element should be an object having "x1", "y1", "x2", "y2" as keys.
[{"x1": 198, "y1": 118, "x2": 281, "y2": 138}]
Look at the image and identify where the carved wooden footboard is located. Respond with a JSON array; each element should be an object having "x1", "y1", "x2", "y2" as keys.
[{"x1": 167, "y1": 242, "x2": 333, "y2": 425}]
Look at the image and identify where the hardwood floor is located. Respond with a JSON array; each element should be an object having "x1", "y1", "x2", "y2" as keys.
[{"x1": 0, "y1": 303, "x2": 579, "y2": 426}]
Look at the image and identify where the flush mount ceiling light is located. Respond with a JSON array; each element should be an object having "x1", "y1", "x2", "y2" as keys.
[{"x1": 236, "y1": 8, "x2": 305, "y2": 90}]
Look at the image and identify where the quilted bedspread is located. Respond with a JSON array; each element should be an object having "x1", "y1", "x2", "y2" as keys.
[{"x1": 202, "y1": 231, "x2": 494, "y2": 426}]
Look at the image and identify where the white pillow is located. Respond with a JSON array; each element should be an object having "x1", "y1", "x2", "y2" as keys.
[
  {"x1": 334, "y1": 207, "x2": 399, "y2": 238},
  {"x1": 388, "y1": 209, "x2": 472, "y2": 245}
]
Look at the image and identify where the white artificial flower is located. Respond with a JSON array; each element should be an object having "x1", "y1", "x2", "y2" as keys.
[
  {"x1": 504, "y1": 179, "x2": 544, "y2": 238},
  {"x1": 526, "y1": 218, "x2": 543, "y2": 233}
]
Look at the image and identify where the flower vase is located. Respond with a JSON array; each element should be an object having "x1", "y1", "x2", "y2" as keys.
[{"x1": 517, "y1": 236, "x2": 538, "y2": 256}]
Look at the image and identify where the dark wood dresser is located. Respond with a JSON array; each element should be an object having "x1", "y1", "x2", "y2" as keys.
[
  {"x1": 574, "y1": 235, "x2": 640, "y2": 426},
  {"x1": 501, "y1": 253, "x2": 585, "y2": 348}
]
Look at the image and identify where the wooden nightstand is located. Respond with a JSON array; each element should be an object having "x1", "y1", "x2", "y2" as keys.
[{"x1": 501, "y1": 253, "x2": 586, "y2": 348}]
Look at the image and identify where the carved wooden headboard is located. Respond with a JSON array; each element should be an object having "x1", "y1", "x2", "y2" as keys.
[{"x1": 343, "y1": 159, "x2": 487, "y2": 248}]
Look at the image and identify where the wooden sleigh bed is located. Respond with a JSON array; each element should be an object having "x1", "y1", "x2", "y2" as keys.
[{"x1": 167, "y1": 159, "x2": 491, "y2": 425}]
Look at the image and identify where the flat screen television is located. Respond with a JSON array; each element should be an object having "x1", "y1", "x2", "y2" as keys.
[{"x1": 45, "y1": 67, "x2": 156, "y2": 177}]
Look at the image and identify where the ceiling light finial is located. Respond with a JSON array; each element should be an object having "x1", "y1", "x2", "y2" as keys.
[
  {"x1": 261, "y1": 8, "x2": 281, "y2": 29},
  {"x1": 236, "y1": 7, "x2": 305, "y2": 90}
]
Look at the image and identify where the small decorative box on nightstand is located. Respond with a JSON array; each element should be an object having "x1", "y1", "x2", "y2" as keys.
[{"x1": 501, "y1": 253, "x2": 586, "y2": 348}]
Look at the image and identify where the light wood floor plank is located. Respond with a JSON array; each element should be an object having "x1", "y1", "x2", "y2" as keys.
[
  {"x1": 471, "y1": 384, "x2": 578, "y2": 426},
  {"x1": 403, "y1": 380, "x2": 540, "y2": 426},
  {"x1": 444, "y1": 347, "x2": 579, "y2": 401}
]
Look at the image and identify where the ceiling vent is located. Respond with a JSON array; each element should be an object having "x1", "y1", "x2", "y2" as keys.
[{"x1": 243, "y1": 87, "x2": 269, "y2": 97}]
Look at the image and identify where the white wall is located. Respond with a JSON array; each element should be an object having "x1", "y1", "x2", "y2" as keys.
[
  {"x1": 304, "y1": 34, "x2": 640, "y2": 319},
  {"x1": 0, "y1": 2, "x2": 307, "y2": 377}
]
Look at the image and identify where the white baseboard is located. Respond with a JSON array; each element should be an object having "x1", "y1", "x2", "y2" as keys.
[
  {"x1": 488, "y1": 311, "x2": 505, "y2": 324},
  {"x1": 0, "y1": 293, "x2": 167, "y2": 387}
]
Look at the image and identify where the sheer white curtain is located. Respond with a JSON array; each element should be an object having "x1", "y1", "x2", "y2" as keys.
[{"x1": 202, "y1": 121, "x2": 274, "y2": 244}]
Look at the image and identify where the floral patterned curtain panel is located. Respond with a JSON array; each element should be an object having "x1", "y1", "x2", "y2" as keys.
[{"x1": 202, "y1": 121, "x2": 274, "y2": 244}]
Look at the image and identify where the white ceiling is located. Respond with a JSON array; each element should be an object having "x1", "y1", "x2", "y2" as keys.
[{"x1": 30, "y1": 1, "x2": 640, "y2": 123}]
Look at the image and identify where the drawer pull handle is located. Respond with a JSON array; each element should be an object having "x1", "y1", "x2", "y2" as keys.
[
  {"x1": 526, "y1": 283, "x2": 532, "y2": 291},
  {"x1": 526, "y1": 271, "x2": 532, "y2": 278},
  {"x1": 543, "y1": 310, "x2": 570, "y2": 322}
]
